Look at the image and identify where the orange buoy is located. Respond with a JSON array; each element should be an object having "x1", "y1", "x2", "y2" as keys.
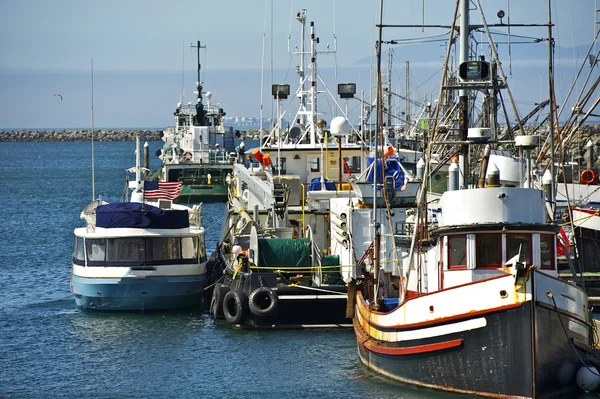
[
  {"x1": 251, "y1": 148, "x2": 263, "y2": 162},
  {"x1": 581, "y1": 169, "x2": 596, "y2": 184},
  {"x1": 262, "y1": 153, "x2": 272, "y2": 167}
]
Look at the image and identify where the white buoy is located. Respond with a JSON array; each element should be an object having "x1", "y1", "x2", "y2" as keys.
[
  {"x1": 448, "y1": 158, "x2": 459, "y2": 191},
  {"x1": 416, "y1": 158, "x2": 425, "y2": 180},
  {"x1": 576, "y1": 365, "x2": 600, "y2": 392}
]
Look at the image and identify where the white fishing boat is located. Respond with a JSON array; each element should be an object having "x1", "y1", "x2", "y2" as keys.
[
  {"x1": 71, "y1": 136, "x2": 207, "y2": 311},
  {"x1": 204, "y1": 10, "x2": 422, "y2": 328},
  {"x1": 339, "y1": 1, "x2": 597, "y2": 397},
  {"x1": 153, "y1": 40, "x2": 236, "y2": 203}
]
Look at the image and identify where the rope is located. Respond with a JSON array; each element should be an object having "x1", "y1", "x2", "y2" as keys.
[
  {"x1": 285, "y1": 284, "x2": 346, "y2": 295},
  {"x1": 202, "y1": 275, "x2": 224, "y2": 291},
  {"x1": 549, "y1": 290, "x2": 599, "y2": 375}
]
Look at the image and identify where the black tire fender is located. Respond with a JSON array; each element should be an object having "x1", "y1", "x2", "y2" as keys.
[
  {"x1": 210, "y1": 283, "x2": 230, "y2": 320},
  {"x1": 248, "y1": 287, "x2": 279, "y2": 318},
  {"x1": 222, "y1": 290, "x2": 249, "y2": 324}
]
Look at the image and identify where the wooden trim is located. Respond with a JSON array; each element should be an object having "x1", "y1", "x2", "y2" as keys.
[
  {"x1": 535, "y1": 300, "x2": 590, "y2": 326},
  {"x1": 573, "y1": 338, "x2": 593, "y2": 353},
  {"x1": 356, "y1": 290, "x2": 523, "y2": 330}
]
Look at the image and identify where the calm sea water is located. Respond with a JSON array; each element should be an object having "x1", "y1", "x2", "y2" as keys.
[{"x1": 0, "y1": 141, "x2": 594, "y2": 399}]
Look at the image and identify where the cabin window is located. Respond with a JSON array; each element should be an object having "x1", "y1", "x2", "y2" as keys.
[
  {"x1": 309, "y1": 157, "x2": 320, "y2": 172},
  {"x1": 86, "y1": 239, "x2": 106, "y2": 263},
  {"x1": 168, "y1": 169, "x2": 182, "y2": 182},
  {"x1": 146, "y1": 237, "x2": 181, "y2": 261},
  {"x1": 73, "y1": 236, "x2": 85, "y2": 264},
  {"x1": 181, "y1": 237, "x2": 199, "y2": 259},
  {"x1": 199, "y1": 238, "x2": 207, "y2": 262},
  {"x1": 343, "y1": 156, "x2": 361, "y2": 174},
  {"x1": 106, "y1": 238, "x2": 145, "y2": 263},
  {"x1": 476, "y1": 234, "x2": 501, "y2": 267},
  {"x1": 540, "y1": 234, "x2": 555, "y2": 270},
  {"x1": 274, "y1": 157, "x2": 287, "y2": 174},
  {"x1": 448, "y1": 235, "x2": 467, "y2": 269},
  {"x1": 506, "y1": 233, "x2": 532, "y2": 265}
]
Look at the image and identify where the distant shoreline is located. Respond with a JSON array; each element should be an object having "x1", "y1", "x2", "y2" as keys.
[{"x1": 0, "y1": 129, "x2": 163, "y2": 142}]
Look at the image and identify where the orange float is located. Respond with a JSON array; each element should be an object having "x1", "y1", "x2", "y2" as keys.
[
  {"x1": 251, "y1": 148, "x2": 263, "y2": 162},
  {"x1": 580, "y1": 169, "x2": 596, "y2": 184},
  {"x1": 262, "y1": 153, "x2": 272, "y2": 167}
]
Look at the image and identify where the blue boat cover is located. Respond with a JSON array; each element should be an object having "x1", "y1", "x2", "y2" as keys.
[
  {"x1": 366, "y1": 157, "x2": 406, "y2": 190},
  {"x1": 308, "y1": 177, "x2": 336, "y2": 191},
  {"x1": 96, "y1": 203, "x2": 189, "y2": 229}
]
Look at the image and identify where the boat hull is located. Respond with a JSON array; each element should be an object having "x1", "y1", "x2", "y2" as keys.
[
  {"x1": 354, "y1": 273, "x2": 590, "y2": 398},
  {"x1": 71, "y1": 274, "x2": 206, "y2": 311},
  {"x1": 241, "y1": 285, "x2": 349, "y2": 328}
]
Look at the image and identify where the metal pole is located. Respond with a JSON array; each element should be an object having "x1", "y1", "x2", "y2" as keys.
[{"x1": 547, "y1": 0, "x2": 555, "y2": 220}]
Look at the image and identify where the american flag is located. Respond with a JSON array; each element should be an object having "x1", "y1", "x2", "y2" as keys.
[{"x1": 143, "y1": 181, "x2": 182, "y2": 200}]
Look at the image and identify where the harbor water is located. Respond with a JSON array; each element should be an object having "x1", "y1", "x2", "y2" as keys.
[{"x1": 0, "y1": 141, "x2": 594, "y2": 398}]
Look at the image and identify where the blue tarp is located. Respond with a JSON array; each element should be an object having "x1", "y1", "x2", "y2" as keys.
[
  {"x1": 308, "y1": 177, "x2": 336, "y2": 191},
  {"x1": 96, "y1": 203, "x2": 189, "y2": 229},
  {"x1": 366, "y1": 157, "x2": 406, "y2": 190}
]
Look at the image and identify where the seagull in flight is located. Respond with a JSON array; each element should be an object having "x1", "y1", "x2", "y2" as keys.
[{"x1": 53, "y1": 93, "x2": 63, "y2": 100}]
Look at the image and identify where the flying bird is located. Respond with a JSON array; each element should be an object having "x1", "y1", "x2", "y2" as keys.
[{"x1": 54, "y1": 93, "x2": 63, "y2": 100}]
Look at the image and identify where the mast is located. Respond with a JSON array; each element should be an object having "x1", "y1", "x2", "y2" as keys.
[
  {"x1": 387, "y1": 50, "x2": 392, "y2": 127},
  {"x1": 405, "y1": 61, "x2": 410, "y2": 131},
  {"x1": 458, "y1": 0, "x2": 469, "y2": 188},
  {"x1": 309, "y1": 21, "x2": 318, "y2": 145},
  {"x1": 372, "y1": 0, "x2": 384, "y2": 306},
  {"x1": 191, "y1": 40, "x2": 206, "y2": 127},
  {"x1": 91, "y1": 58, "x2": 95, "y2": 201},
  {"x1": 547, "y1": 0, "x2": 556, "y2": 219}
]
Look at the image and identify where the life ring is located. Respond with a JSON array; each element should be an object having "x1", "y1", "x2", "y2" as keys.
[
  {"x1": 210, "y1": 283, "x2": 230, "y2": 320},
  {"x1": 581, "y1": 169, "x2": 596, "y2": 185},
  {"x1": 222, "y1": 290, "x2": 249, "y2": 324},
  {"x1": 183, "y1": 151, "x2": 193, "y2": 161},
  {"x1": 248, "y1": 287, "x2": 279, "y2": 318}
]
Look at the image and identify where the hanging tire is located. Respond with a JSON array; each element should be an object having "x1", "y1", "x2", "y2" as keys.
[
  {"x1": 210, "y1": 283, "x2": 230, "y2": 320},
  {"x1": 222, "y1": 290, "x2": 249, "y2": 324},
  {"x1": 248, "y1": 287, "x2": 279, "y2": 318}
]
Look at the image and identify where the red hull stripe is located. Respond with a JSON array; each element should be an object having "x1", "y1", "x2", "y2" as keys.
[{"x1": 354, "y1": 319, "x2": 463, "y2": 355}]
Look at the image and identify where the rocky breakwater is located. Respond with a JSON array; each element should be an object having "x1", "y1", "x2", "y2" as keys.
[{"x1": 0, "y1": 129, "x2": 162, "y2": 142}]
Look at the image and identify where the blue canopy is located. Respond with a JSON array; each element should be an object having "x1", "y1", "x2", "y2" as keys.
[
  {"x1": 366, "y1": 157, "x2": 406, "y2": 190},
  {"x1": 308, "y1": 177, "x2": 336, "y2": 191},
  {"x1": 96, "y1": 203, "x2": 189, "y2": 229}
]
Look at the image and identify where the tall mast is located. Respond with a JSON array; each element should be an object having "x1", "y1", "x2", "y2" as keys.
[
  {"x1": 547, "y1": 0, "x2": 555, "y2": 219},
  {"x1": 309, "y1": 21, "x2": 318, "y2": 145},
  {"x1": 458, "y1": 0, "x2": 470, "y2": 188},
  {"x1": 387, "y1": 50, "x2": 392, "y2": 127},
  {"x1": 299, "y1": 10, "x2": 307, "y2": 125},
  {"x1": 405, "y1": 61, "x2": 410, "y2": 130},
  {"x1": 373, "y1": 0, "x2": 384, "y2": 305},
  {"x1": 191, "y1": 40, "x2": 206, "y2": 127}
]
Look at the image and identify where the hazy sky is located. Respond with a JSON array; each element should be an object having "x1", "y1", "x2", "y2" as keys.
[{"x1": 0, "y1": 0, "x2": 595, "y2": 129}]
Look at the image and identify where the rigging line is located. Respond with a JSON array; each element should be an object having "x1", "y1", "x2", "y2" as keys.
[
  {"x1": 475, "y1": 30, "x2": 545, "y2": 41},
  {"x1": 389, "y1": 32, "x2": 452, "y2": 41}
]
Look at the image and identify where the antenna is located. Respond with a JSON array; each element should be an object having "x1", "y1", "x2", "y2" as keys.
[{"x1": 91, "y1": 58, "x2": 96, "y2": 201}]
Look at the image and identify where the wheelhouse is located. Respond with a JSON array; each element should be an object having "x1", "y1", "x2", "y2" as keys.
[{"x1": 441, "y1": 230, "x2": 556, "y2": 288}]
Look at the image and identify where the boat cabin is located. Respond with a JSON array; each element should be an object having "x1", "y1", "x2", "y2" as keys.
[{"x1": 73, "y1": 233, "x2": 207, "y2": 268}]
